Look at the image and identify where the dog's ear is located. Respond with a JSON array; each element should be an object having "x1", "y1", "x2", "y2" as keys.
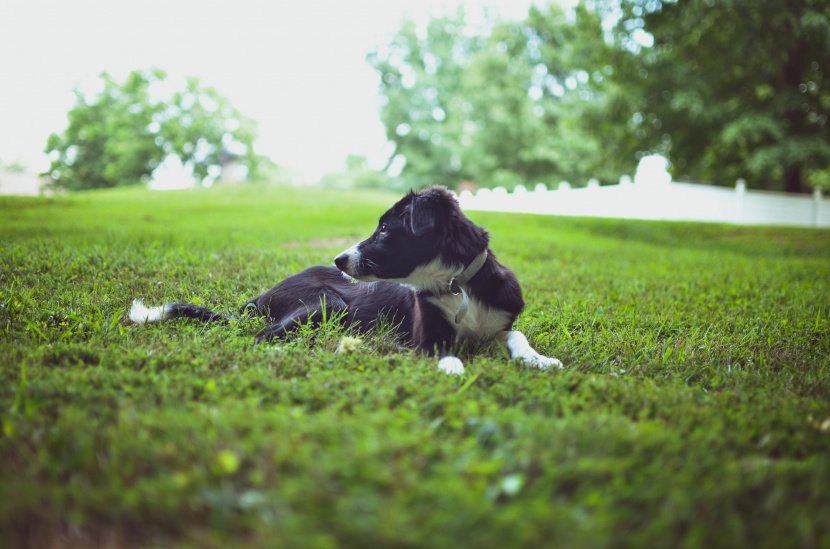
[{"x1": 408, "y1": 194, "x2": 439, "y2": 236}]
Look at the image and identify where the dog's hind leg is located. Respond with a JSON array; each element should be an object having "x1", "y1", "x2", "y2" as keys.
[
  {"x1": 254, "y1": 294, "x2": 348, "y2": 344},
  {"x1": 255, "y1": 307, "x2": 321, "y2": 343}
]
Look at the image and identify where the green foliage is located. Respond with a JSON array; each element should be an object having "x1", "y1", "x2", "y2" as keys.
[
  {"x1": 319, "y1": 154, "x2": 400, "y2": 191},
  {"x1": 162, "y1": 77, "x2": 259, "y2": 183},
  {"x1": 808, "y1": 167, "x2": 830, "y2": 191},
  {"x1": 44, "y1": 69, "x2": 260, "y2": 191},
  {"x1": 44, "y1": 69, "x2": 166, "y2": 191},
  {"x1": 1, "y1": 185, "x2": 830, "y2": 547},
  {"x1": 368, "y1": 6, "x2": 624, "y2": 191},
  {"x1": 608, "y1": 0, "x2": 830, "y2": 192},
  {"x1": 370, "y1": 1, "x2": 830, "y2": 193},
  {"x1": 0, "y1": 158, "x2": 28, "y2": 173}
]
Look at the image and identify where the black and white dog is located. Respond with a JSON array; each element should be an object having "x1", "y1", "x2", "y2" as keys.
[{"x1": 130, "y1": 186, "x2": 562, "y2": 375}]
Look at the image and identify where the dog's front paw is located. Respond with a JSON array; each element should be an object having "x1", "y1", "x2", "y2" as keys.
[
  {"x1": 519, "y1": 352, "x2": 563, "y2": 371},
  {"x1": 438, "y1": 356, "x2": 465, "y2": 375}
]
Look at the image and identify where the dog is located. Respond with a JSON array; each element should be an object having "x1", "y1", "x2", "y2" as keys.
[{"x1": 129, "y1": 186, "x2": 563, "y2": 375}]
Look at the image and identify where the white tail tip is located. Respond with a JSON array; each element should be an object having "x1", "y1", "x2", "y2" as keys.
[{"x1": 129, "y1": 299, "x2": 169, "y2": 325}]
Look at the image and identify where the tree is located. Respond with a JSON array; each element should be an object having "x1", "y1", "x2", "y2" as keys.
[
  {"x1": 368, "y1": 6, "x2": 632, "y2": 190},
  {"x1": 318, "y1": 154, "x2": 397, "y2": 190},
  {"x1": 162, "y1": 77, "x2": 259, "y2": 183},
  {"x1": 523, "y1": 3, "x2": 641, "y2": 184},
  {"x1": 607, "y1": 0, "x2": 830, "y2": 192},
  {"x1": 367, "y1": 11, "x2": 483, "y2": 189},
  {"x1": 371, "y1": 1, "x2": 829, "y2": 193},
  {"x1": 45, "y1": 69, "x2": 260, "y2": 191},
  {"x1": 45, "y1": 69, "x2": 165, "y2": 191}
]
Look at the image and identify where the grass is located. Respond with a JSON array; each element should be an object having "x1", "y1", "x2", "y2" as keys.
[{"x1": 1, "y1": 183, "x2": 829, "y2": 548}]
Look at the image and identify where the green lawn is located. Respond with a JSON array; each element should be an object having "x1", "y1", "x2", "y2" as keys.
[{"x1": 2, "y1": 184, "x2": 829, "y2": 548}]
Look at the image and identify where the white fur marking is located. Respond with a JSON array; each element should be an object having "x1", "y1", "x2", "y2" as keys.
[
  {"x1": 438, "y1": 356, "x2": 465, "y2": 375},
  {"x1": 427, "y1": 294, "x2": 513, "y2": 345},
  {"x1": 336, "y1": 243, "x2": 363, "y2": 277},
  {"x1": 129, "y1": 299, "x2": 170, "y2": 325},
  {"x1": 501, "y1": 330, "x2": 563, "y2": 370},
  {"x1": 391, "y1": 258, "x2": 460, "y2": 293}
]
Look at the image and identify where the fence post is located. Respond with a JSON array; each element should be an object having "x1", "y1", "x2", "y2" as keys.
[
  {"x1": 735, "y1": 179, "x2": 746, "y2": 223},
  {"x1": 815, "y1": 188, "x2": 824, "y2": 227}
]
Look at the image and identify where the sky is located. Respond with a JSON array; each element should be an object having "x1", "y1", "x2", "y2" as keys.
[{"x1": 0, "y1": 0, "x2": 544, "y2": 183}]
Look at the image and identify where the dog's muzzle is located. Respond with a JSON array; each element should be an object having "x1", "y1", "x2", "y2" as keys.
[{"x1": 334, "y1": 244, "x2": 361, "y2": 277}]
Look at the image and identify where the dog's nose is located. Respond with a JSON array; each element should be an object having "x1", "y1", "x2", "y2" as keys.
[{"x1": 334, "y1": 253, "x2": 349, "y2": 271}]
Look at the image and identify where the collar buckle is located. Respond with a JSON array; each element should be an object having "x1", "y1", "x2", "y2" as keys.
[{"x1": 449, "y1": 278, "x2": 461, "y2": 295}]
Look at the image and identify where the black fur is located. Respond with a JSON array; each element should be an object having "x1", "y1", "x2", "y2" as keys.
[
  {"x1": 168, "y1": 303, "x2": 233, "y2": 323},
  {"x1": 243, "y1": 266, "x2": 416, "y2": 344}
]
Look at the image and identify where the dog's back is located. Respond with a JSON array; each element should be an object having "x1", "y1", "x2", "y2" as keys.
[{"x1": 244, "y1": 265, "x2": 416, "y2": 343}]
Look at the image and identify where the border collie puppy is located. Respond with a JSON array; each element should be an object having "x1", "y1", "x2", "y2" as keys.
[{"x1": 130, "y1": 186, "x2": 562, "y2": 375}]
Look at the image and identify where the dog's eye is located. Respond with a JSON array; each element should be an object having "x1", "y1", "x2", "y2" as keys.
[{"x1": 378, "y1": 223, "x2": 388, "y2": 234}]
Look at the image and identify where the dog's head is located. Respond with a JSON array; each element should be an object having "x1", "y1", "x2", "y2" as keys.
[{"x1": 334, "y1": 186, "x2": 489, "y2": 289}]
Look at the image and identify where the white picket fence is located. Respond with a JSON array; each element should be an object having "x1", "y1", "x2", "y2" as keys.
[{"x1": 458, "y1": 174, "x2": 829, "y2": 228}]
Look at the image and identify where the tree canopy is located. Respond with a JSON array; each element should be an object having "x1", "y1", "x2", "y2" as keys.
[
  {"x1": 609, "y1": 0, "x2": 830, "y2": 193},
  {"x1": 368, "y1": 7, "x2": 612, "y2": 190},
  {"x1": 45, "y1": 69, "x2": 260, "y2": 191},
  {"x1": 369, "y1": 0, "x2": 830, "y2": 193}
]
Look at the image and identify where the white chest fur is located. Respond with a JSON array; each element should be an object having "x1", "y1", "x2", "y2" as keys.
[{"x1": 426, "y1": 293, "x2": 513, "y2": 344}]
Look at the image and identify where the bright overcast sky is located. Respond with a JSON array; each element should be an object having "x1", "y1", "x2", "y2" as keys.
[{"x1": 0, "y1": 0, "x2": 550, "y2": 183}]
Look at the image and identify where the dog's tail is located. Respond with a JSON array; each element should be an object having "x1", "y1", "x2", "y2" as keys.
[{"x1": 129, "y1": 299, "x2": 234, "y2": 325}]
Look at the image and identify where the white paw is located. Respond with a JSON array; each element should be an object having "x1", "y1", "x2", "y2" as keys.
[
  {"x1": 519, "y1": 352, "x2": 563, "y2": 371},
  {"x1": 438, "y1": 356, "x2": 465, "y2": 375}
]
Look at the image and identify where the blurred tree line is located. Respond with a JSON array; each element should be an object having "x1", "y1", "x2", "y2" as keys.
[
  {"x1": 369, "y1": 0, "x2": 830, "y2": 193},
  {"x1": 44, "y1": 69, "x2": 264, "y2": 191}
]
